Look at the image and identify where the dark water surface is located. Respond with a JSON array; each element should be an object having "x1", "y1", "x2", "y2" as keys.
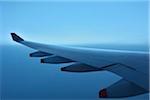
[{"x1": 1, "y1": 45, "x2": 149, "y2": 100}]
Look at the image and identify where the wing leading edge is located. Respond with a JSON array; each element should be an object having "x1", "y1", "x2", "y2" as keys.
[{"x1": 11, "y1": 33, "x2": 149, "y2": 98}]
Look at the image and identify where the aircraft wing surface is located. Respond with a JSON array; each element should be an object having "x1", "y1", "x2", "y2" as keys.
[{"x1": 11, "y1": 33, "x2": 149, "y2": 98}]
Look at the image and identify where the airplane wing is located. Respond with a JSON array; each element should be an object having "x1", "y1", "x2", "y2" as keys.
[{"x1": 11, "y1": 33, "x2": 149, "y2": 98}]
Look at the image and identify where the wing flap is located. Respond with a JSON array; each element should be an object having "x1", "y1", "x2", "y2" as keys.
[
  {"x1": 102, "y1": 64, "x2": 149, "y2": 91},
  {"x1": 99, "y1": 79, "x2": 147, "y2": 98}
]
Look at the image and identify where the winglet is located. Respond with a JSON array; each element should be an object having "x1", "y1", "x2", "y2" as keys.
[{"x1": 11, "y1": 33, "x2": 24, "y2": 42}]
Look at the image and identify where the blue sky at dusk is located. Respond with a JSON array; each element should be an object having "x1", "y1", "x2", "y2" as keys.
[{"x1": 1, "y1": 1, "x2": 148, "y2": 45}]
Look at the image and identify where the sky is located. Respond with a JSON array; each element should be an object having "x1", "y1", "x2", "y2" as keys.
[{"x1": 0, "y1": 0, "x2": 149, "y2": 45}]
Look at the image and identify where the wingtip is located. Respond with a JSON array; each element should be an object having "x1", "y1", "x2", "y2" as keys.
[{"x1": 11, "y1": 33, "x2": 24, "y2": 42}]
